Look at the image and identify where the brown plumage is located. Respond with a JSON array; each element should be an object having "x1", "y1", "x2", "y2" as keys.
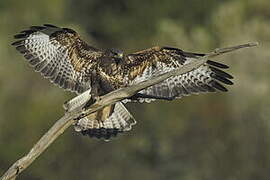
[{"x1": 12, "y1": 24, "x2": 233, "y2": 140}]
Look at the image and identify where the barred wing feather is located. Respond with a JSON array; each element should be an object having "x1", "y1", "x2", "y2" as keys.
[
  {"x1": 125, "y1": 47, "x2": 233, "y2": 103},
  {"x1": 12, "y1": 24, "x2": 104, "y2": 94}
]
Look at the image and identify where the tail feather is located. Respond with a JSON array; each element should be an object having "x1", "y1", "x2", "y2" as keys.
[{"x1": 74, "y1": 102, "x2": 136, "y2": 141}]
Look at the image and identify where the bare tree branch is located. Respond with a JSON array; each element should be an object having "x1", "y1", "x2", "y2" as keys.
[{"x1": 0, "y1": 43, "x2": 258, "y2": 180}]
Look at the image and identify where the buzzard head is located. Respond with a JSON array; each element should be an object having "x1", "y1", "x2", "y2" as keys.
[
  {"x1": 106, "y1": 48, "x2": 124, "y2": 64},
  {"x1": 109, "y1": 48, "x2": 123, "y2": 58}
]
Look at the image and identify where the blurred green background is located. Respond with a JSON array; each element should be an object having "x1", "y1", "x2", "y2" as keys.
[{"x1": 0, "y1": 0, "x2": 269, "y2": 179}]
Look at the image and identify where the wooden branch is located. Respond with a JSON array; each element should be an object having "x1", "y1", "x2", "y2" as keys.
[{"x1": 0, "y1": 42, "x2": 257, "y2": 180}]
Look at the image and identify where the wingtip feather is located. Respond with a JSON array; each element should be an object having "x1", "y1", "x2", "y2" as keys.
[
  {"x1": 211, "y1": 74, "x2": 234, "y2": 85},
  {"x1": 14, "y1": 33, "x2": 28, "y2": 39},
  {"x1": 207, "y1": 60, "x2": 229, "y2": 69},
  {"x1": 210, "y1": 80, "x2": 228, "y2": 92},
  {"x1": 43, "y1": 24, "x2": 59, "y2": 28}
]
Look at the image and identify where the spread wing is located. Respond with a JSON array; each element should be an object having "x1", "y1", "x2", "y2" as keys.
[
  {"x1": 124, "y1": 46, "x2": 233, "y2": 103},
  {"x1": 12, "y1": 24, "x2": 105, "y2": 94}
]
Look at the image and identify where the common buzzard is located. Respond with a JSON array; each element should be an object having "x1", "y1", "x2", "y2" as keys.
[{"x1": 12, "y1": 24, "x2": 234, "y2": 140}]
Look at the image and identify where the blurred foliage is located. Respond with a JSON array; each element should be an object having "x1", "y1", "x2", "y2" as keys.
[{"x1": 0, "y1": 0, "x2": 270, "y2": 179}]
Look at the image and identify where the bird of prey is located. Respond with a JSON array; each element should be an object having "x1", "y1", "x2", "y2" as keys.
[{"x1": 12, "y1": 24, "x2": 234, "y2": 141}]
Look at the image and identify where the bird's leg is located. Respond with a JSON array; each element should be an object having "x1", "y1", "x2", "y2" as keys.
[
  {"x1": 83, "y1": 94, "x2": 98, "y2": 110},
  {"x1": 82, "y1": 82, "x2": 100, "y2": 110}
]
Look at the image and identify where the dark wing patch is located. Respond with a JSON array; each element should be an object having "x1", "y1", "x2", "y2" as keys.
[
  {"x1": 12, "y1": 24, "x2": 104, "y2": 94},
  {"x1": 124, "y1": 47, "x2": 233, "y2": 103}
]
